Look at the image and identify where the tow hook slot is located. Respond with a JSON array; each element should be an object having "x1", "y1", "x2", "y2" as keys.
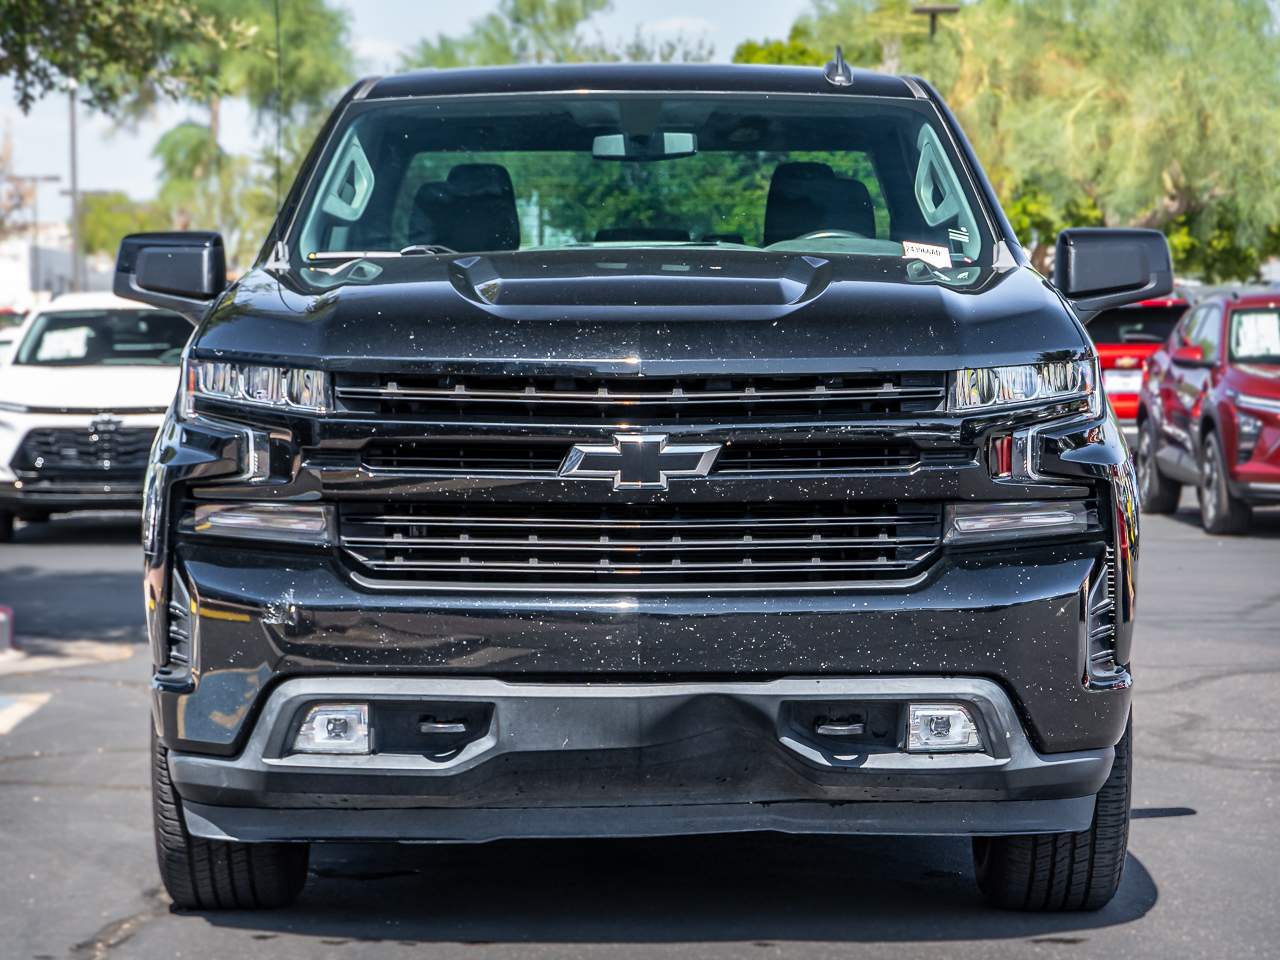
[
  {"x1": 368, "y1": 701, "x2": 494, "y2": 758},
  {"x1": 784, "y1": 701, "x2": 901, "y2": 751}
]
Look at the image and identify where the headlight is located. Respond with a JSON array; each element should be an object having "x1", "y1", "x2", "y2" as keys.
[
  {"x1": 183, "y1": 359, "x2": 330, "y2": 415},
  {"x1": 1235, "y1": 392, "x2": 1280, "y2": 415},
  {"x1": 952, "y1": 359, "x2": 1096, "y2": 413},
  {"x1": 0, "y1": 400, "x2": 29, "y2": 413}
]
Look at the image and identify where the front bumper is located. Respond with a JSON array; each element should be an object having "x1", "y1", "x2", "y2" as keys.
[
  {"x1": 0, "y1": 408, "x2": 161, "y2": 514},
  {"x1": 0, "y1": 479, "x2": 144, "y2": 512},
  {"x1": 174, "y1": 675, "x2": 1110, "y2": 843}
]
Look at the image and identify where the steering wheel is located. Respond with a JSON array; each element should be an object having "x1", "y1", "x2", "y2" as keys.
[{"x1": 796, "y1": 229, "x2": 865, "y2": 240}]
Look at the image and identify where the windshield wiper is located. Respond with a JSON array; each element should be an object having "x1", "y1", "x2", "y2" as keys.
[{"x1": 305, "y1": 244, "x2": 457, "y2": 263}]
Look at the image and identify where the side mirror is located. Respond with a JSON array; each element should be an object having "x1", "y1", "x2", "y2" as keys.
[
  {"x1": 114, "y1": 232, "x2": 226, "y2": 322},
  {"x1": 1053, "y1": 228, "x2": 1174, "y2": 322},
  {"x1": 1171, "y1": 344, "x2": 1209, "y2": 367}
]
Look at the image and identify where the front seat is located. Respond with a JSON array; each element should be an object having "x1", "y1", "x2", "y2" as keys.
[
  {"x1": 407, "y1": 163, "x2": 521, "y2": 252},
  {"x1": 763, "y1": 161, "x2": 876, "y2": 245}
]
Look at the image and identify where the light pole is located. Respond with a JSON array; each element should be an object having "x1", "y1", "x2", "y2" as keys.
[
  {"x1": 912, "y1": 3, "x2": 960, "y2": 42},
  {"x1": 68, "y1": 82, "x2": 82, "y2": 292},
  {"x1": 10, "y1": 174, "x2": 61, "y2": 296}
]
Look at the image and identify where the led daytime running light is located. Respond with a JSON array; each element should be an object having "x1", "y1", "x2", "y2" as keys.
[
  {"x1": 952, "y1": 359, "x2": 1096, "y2": 412},
  {"x1": 186, "y1": 359, "x2": 330, "y2": 413}
]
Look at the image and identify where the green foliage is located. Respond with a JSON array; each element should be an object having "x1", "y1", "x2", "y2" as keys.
[
  {"x1": 78, "y1": 191, "x2": 168, "y2": 255},
  {"x1": 732, "y1": 23, "x2": 825, "y2": 66},
  {"x1": 0, "y1": 0, "x2": 254, "y2": 113},
  {"x1": 403, "y1": 0, "x2": 614, "y2": 68},
  {"x1": 402, "y1": 0, "x2": 712, "y2": 70}
]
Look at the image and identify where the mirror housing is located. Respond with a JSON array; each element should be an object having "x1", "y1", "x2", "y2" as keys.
[
  {"x1": 1053, "y1": 228, "x2": 1174, "y2": 322},
  {"x1": 114, "y1": 232, "x2": 226, "y2": 322},
  {"x1": 1171, "y1": 344, "x2": 1209, "y2": 368}
]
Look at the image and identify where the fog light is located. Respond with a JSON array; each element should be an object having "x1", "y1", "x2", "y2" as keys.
[
  {"x1": 184, "y1": 503, "x2": 331, "y2": 545},
  {"x1": 292, "y1": 703, "x2": 370, "y2": 754},
  {"x1": 906, "y1": 703, "x2": 982, "y2": 752},
  {"x1": 945, "y1": 500, "x2": 1089, "y2": 544}
]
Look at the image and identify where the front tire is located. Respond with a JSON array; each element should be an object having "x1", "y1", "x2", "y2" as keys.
[
  {"x1": 972, "y1": 720, "x2": 1132, "y2": 911},
  {"x1": 152, "y1": 730, "x2": 309, "y2": 910},
  {"x1": 0, "y1": 510, "x2": 12, "y2": 542},
  {"x1": 1198, "y1": 431, "x2": 1251, "y2": 535},
  {"x1": 1136, "y1": 419, "x2": 1180, "y2": 514}
]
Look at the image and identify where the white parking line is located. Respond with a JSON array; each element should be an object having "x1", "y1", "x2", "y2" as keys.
[{"x1": 0, "y1": 692, "x2": 51, "y2": 735}]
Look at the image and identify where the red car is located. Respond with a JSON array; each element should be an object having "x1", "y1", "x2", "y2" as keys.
[
  {"x1": 1136, "y1": 292, "x2": 1280, "y2": 532},
  {"x1": 1090, "y1": 296, "x2": 1189, "y2": 443}
]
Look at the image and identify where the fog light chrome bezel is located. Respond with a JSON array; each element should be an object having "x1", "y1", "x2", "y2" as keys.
[
  {"x1": 905, "y1": 702, "x2": 983, "y2": 753},
  {"x1": 291, "y1": 702, "x2": 371, "y2": 755}
]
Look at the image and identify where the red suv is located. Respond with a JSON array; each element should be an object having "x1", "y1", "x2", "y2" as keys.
[
  {"x1": 1136, "y1": 293, "x2": 1280, "y2": 532},
  {"x1": 1090, "y1": 296, "x2": 1188, "y2": 444}
]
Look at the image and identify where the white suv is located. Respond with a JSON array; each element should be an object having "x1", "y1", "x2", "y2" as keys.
[{"x1": 0, "y1": 292, "x2": 189, "y2": 540}]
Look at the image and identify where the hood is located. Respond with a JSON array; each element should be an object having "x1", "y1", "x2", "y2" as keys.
[
  {"x1": 196, "y1": 249, "x2": 1088, "y2": 377},
  {"x1": 1232, "y1": 362, "x2": 1280, "y2": 394},
  {"x1": 0, "y1": 363, "x2": 181, "y2": 411}
]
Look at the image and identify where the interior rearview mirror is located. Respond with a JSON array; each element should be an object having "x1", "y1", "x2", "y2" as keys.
[
  {"x1": 592, "y1": 131, "x2": 697, "y2": 162},
  {"x1": 114, "y1": 232, "x2": 227, "y2": 323},
  {"x1": 1053, "y1": 227, "x2": 1173, "y2": 322}
]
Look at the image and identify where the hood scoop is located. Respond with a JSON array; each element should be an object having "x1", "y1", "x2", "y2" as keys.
[{"x1": 449, "y1": 252, "x2": 832, "y2": 310}]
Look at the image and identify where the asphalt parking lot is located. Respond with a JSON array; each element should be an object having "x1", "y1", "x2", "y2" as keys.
[{"x1": 1, "y1": 500, "x2": 1278, "y2": 960}]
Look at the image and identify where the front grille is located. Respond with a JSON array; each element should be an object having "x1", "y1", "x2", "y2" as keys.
[
  {"x1": 338, "y1": 501, "x2": 943, "y2": 591},
  {"x1": 12, "y1": 426, "x2": 154, "y2": 483},
  {"x1": 335, "y1": 372, "x2": 948, "y2": 423},
  {"x1": 357, "y1": 439, "x2": 968, "y2": 476}
]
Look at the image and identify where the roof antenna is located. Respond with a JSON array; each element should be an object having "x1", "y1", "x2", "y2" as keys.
[{"x1": 824, "y1": 45, "x2": 854, "y2": 87}]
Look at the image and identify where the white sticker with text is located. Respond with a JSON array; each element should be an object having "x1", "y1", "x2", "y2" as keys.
[{"x1": 902, "y1": 241, "x2": 952, "y2": 269}]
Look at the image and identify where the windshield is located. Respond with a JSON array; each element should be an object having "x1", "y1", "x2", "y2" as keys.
[
  {"x1": 15, "y1": 309, "x2": 190, "y2": 367},
  {"x1": 295, "y1": 94, "x2": 991, "y2": 266},
  {"x1": 1230, "y1": 308, "x2": 1280, "y2": 363}
]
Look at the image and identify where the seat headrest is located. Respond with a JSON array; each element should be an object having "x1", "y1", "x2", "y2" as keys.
[
  {"x1": 763, "y1": 161, "x2": 876, "y2": 246},
  {"x1": 447, "y1": 163, "x2": 515, "y2": 200}
]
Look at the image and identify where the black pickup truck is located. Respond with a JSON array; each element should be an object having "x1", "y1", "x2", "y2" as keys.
[{"x1": 116, "y1": 57, "x2": 1171, "y2": 912}]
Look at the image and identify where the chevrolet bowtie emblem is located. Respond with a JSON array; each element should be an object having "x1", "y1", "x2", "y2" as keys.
[{"x1": 559, "y1": 434, "x2": 721, "y2": 490}]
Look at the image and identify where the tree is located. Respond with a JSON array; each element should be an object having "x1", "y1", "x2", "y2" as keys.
[
  {"x1": 0, "y1": 0, "x2": 253, "y2": 113},
  {"x1": 142, "y1": 0, "x2": 354, "y2": 267},
  {"x1": 78, "y1": 191, "x2": 169, "y2": 255},
  {"x1": 736, "y1": 0, "x2": 1280, "y2": 280},
  {"x1": 402, "y1": 0, "x2": 712, "y2": 70}
]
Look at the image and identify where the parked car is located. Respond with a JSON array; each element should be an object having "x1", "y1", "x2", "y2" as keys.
[
  {"x1": 1137, "y1": 292, "x2": 1280, "y2": 532},
  {"x1": 1089, "y1": 295, "x2": 1189, "y2": 444},
  {"x1": 0, "y1": 292, "x2": 189, "y2": 540},
  {"x1": 115, "y1": 59, "x2": 1171, "y2": 912},
  {"x1": 0, "y1": 307, "x2": 25, "y2": 356}
]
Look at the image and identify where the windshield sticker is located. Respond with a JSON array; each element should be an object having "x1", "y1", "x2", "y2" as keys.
[
  {"x1": 1233, "y1": 312, "x2": 1280, "y2": 358},
  {"x1": 903, "y1": 241, "x2": 952, "y2": 269}
]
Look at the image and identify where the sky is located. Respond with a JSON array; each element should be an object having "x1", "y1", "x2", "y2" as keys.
[{"x1": 0, "y1": 0, "x2": 812, "y2": 225}]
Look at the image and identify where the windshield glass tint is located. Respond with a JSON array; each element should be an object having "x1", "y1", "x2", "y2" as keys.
[
  {"x1": 297, "y1": 94, "x2": 990, "y2": 264},
  {"x1": 1089, "y1": 306, "x2": 1185, "y2": 344},
  {"x1": 15, "y1": 309, "x2": 190, "y2": 367},
  {"x1": 1230, "y1": 309, "x2": 1280, "y2": 362}
]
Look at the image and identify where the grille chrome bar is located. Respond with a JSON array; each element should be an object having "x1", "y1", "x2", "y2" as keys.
[
  {"x1": 334, "y1": 372, "x2": 948, "y2": 423},
  {"x1": 338, "y1": 383, "x2": 944, "y2": 404},
  {"x1": 338, "y1": 502, "x2": 943, "y2": 590}
]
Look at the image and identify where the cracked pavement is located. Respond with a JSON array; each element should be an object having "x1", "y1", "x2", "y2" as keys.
[{"x1": 1, "y1": 504, "x2": 1278, "y2": 959}]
